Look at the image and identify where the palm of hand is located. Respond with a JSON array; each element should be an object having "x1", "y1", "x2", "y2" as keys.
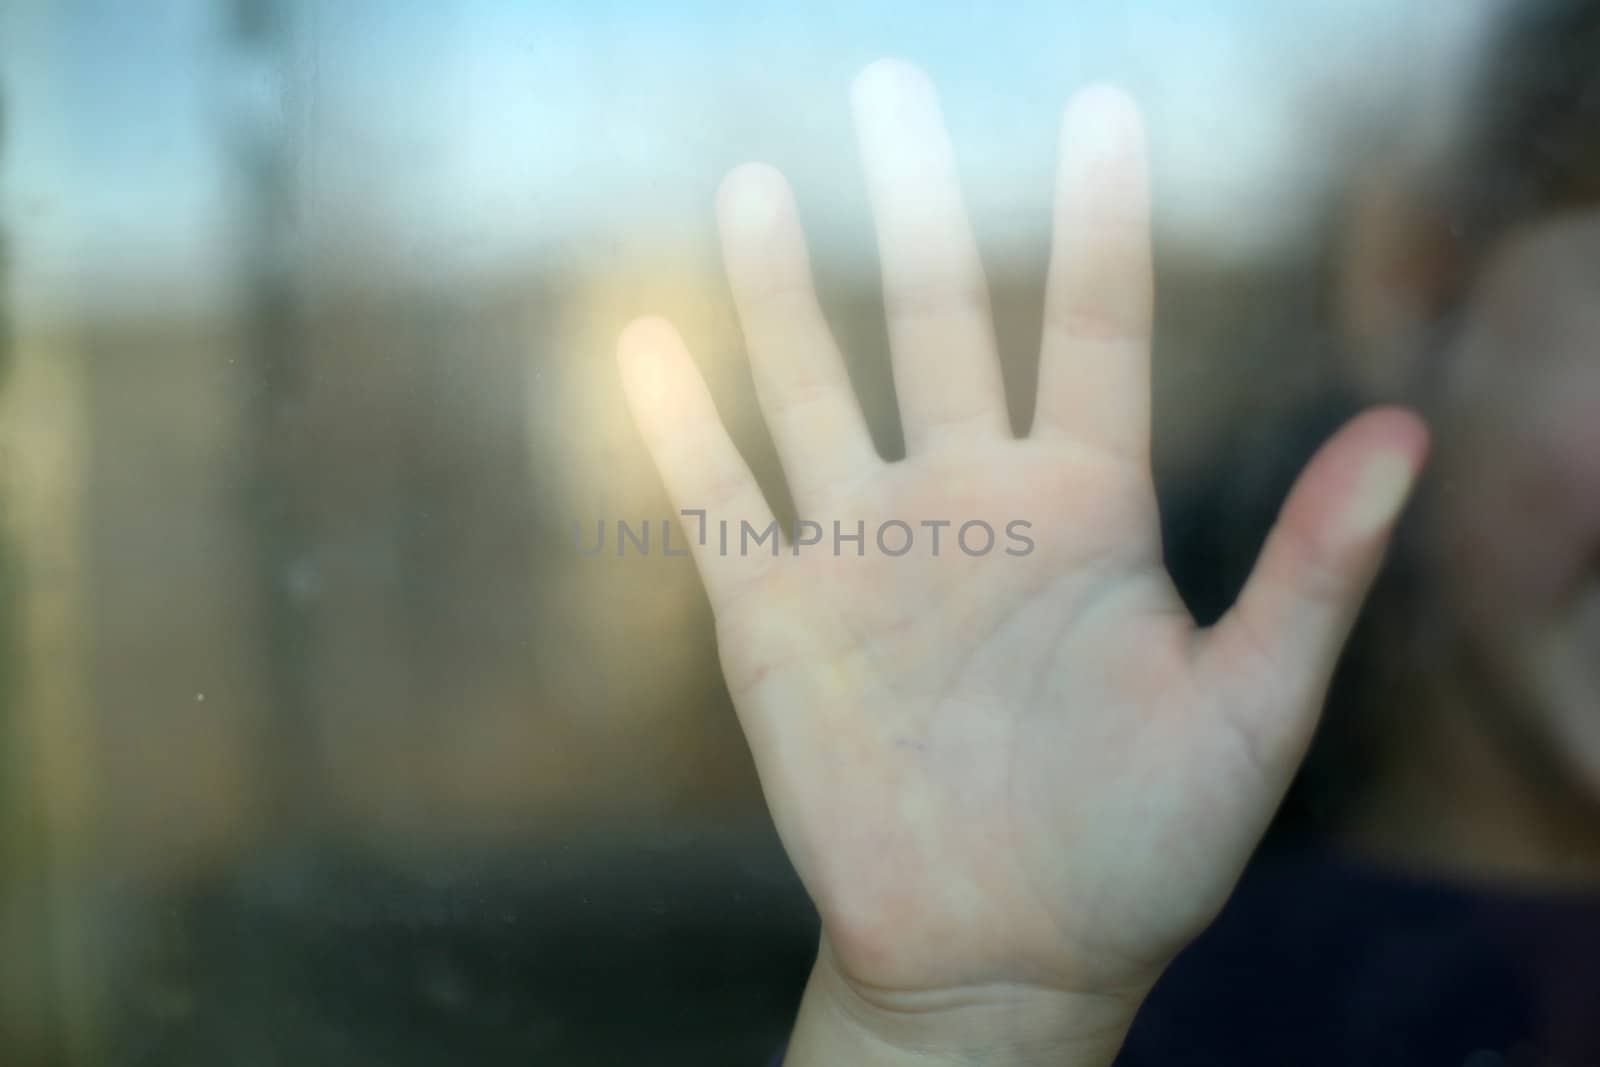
[
  {"x1": 718, "y1": 439, "x2": 1209, "y2": 999},
  {"x1": 619, "y1": 60, "x2": 1426, "y2": 1007}
]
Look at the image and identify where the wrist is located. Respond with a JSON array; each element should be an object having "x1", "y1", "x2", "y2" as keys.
[{"x1": 783, "y1": 941, "x2": 1147, "y2": 1067}]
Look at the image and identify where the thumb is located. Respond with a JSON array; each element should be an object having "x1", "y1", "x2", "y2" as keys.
[{"x1": 1198, "y1": 406, "x2": 1430, "y2": 787}]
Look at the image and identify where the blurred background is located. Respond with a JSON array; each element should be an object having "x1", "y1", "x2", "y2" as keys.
[{"x1": 0, "y1": 1, "x2": 1520, "y2": 1063}]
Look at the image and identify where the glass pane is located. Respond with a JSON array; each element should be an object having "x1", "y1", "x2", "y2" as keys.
[{"x1": 1, "y1": 1, "x2": 1595, "y2": 1063}]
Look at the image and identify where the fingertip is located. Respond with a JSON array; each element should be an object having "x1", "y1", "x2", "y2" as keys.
[
  {"x1": 1324, "y1": 405, "x2": 1433, "y2": 492},
  {"x1": 1283, "y1": 405, "x2": 1431, "y2": 555},
  {"x1": 1065, "y1": 83, "x2": 1142, "y2": 129},
  {"x1": 1060, "y1": 83, "x2": 1146, "y2": 171},
  {"x1": 851, "y1": 57, "x2": 936, "y2": 123},
  {"x1": 617, "y1": 314, "x2": 678, "y2": 364},
  {"x1": 1333, "y1": 407, "x2": 1431, "y2": 541},
  {"x1": 616, "y1": 315, "x2": 683, "y2": 406},
  {"x1": 1351, "y1": 404, "x2": 1432, "y2": 465},
  {"x1": 716, "y1": 162, "x2": 792, "y2": 241}
]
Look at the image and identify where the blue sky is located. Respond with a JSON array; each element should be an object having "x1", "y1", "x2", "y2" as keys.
[{"x1": 2, "y1": 0, "x2": 1492, "y2": 318}]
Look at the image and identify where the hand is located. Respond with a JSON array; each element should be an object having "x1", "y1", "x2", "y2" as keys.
[{"x1": 617, "y1": 59, "x2": 1427, "y2": 1061}]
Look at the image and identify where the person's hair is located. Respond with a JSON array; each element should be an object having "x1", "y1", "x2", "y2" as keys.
[
  {"x1": 1162, "y1": 0, "x2": 1600, "y2": 848},
  {"x1": 1442, "y1": 0, "x2": 1600, "y2": 270}
]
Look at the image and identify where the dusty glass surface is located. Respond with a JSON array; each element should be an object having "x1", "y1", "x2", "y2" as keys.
[{"x1": 0, "y1": 2, "x2": 1596, "y2": 1064}]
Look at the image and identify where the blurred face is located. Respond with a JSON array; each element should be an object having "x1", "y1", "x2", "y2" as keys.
[{"x1": 1424, "y1": 209, "x2": 1600, "y2": 800}]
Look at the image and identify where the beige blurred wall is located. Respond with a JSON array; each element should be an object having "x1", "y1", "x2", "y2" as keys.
[{"x1": 4, "y1": 242, "x2": 1331, "y2": 888}]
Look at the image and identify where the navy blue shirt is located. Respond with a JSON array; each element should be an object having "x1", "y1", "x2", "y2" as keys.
[
  {"x1": 772, "y1": 851, "x2": 1600, "y2": 1066},
  {"x1": 1117, "y1": 850, "x2": 1600, "y2": 1066}
]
